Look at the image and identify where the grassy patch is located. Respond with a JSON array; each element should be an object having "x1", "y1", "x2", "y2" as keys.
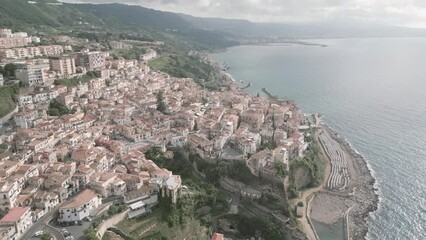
[
  {"x1": 0, "y1": 84, "x2": 19, "y2": 118},
  {"x1": 148, "y1": 53, "x2": 221, "y2": 90},
  {"x1": 54, "y1": 72, "x2": 99, "y2": 87}
]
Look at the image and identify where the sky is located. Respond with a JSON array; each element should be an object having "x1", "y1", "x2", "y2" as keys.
[{"x1": 61, "y1": 0, "x2": 426, "y2": 28}]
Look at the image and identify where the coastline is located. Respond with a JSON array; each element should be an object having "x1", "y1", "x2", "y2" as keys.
[
  {"x1": 320, "y1": 124, "x2": 379, "y2": 239},
  {"x1": 210, "y1": 53, "x2": 379, "y2": 240}
]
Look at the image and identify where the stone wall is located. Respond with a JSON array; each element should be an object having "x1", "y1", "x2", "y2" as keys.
[
  {"x1": 96, "y1": 210, "x2": 129, "y2": 239},
  {"x1": 0, "y1": 105, "x2": 18, "y2": 125}
]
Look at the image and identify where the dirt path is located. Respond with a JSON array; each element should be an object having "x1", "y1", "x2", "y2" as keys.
[{"x1": 292, "y1": 131, "x2": 332, "y2": 240}]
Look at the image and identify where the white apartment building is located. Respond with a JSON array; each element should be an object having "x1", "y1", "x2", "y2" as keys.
[
  {"x1": 50, "y1": 56, "x2": 76, "y2": 76},
  {"x1": 15, "y1": 63, "x2": 49, "y2": 86},
  {"x1": 0, "y1": 181, "x2": 19, "y2": 211},
  {"x1": 76, "y1": 51, "x2": 105, "y2": 71},
  {"x1": 58, "y1": 189, "x2": 101, "y2": 224},
  {"x1": 0, "y1": 207, "x2": 33, "y2": 239}
]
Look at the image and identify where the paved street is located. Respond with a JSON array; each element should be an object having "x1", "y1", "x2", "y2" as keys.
[{"x1": 20, "y1": 205, "x2": 62, "y2": 240}]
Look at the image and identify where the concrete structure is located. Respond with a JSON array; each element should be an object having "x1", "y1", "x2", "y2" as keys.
[
  {"x1": 15, "y1": 63, "x2": 49, "y2": 86},
  {"x1": 211, "y1": 233, "x2": 224, "y2": 240},
  {"x1": 0, "y1": 181, "x2": 19, "y2": 211},
  {"x1": 160, "y1": 175, "x2": 182, "y2": 203},
  {"x1": 76, "y1": 51, "x2": 105, "y2": 71},
  {"x1": 58, "y1": 189, "x2": 101, "y2": 225},
  {"x1": 0, "y1": 207, "x2": 32, "y2": 239},
  {"x1": 0, "y1": 45, "x2": 66, "y2": 59},
  {"x1": 50, "y1": 56, "x2": 76, "y2": 76},
  {"x1": 140, "y1": 49, "x2": 157, "y2": 61}
]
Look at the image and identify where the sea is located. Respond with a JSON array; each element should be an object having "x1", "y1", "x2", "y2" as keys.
[{"x1": 214, "y1": 38, "x2": 426, "y2": 240}]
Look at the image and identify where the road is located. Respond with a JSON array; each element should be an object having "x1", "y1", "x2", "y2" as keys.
[{"x1": 20, "y1": 205, "x2": 63, "y2": 240}]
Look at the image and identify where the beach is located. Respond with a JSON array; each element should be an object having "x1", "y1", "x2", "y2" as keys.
[{"x1": 309, "y1": 125, "x2": 379, "y2": 240}]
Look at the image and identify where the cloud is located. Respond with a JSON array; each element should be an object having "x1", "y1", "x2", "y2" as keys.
[{"x1": 60, "y1": 0, "x2": 426, "y2": 28}]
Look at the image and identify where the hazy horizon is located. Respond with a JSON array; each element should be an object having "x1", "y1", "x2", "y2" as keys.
[{"x1": 60, "y1": 0, "x2": 426, "y2": 28}]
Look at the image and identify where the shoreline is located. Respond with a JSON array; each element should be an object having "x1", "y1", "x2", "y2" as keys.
[
  {"x1": 210, "y1": 54, "x2": 379, "y2": 239},
  {"x1": 320, "y1": 124, "x2": 379, "y2": 239}
]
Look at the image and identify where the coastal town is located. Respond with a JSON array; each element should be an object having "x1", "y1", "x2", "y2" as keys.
[{"x1": 0, "y1": 28, "x2": 322, "y2": 240}]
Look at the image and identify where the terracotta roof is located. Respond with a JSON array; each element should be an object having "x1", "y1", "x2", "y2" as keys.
[
  {"x1": 211, "y1": 233, "x2": 224, "y2": 240},
  {"x1": 0, "y1": 207, "x2": 30, "y2": 222},
  {"x1": 60, "y1": 189, "x2": 98, "y2": 209}
]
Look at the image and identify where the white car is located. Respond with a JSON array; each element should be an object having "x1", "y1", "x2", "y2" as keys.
[{"x1": 34, "y1": 231, "x2": 44, "y2": 237}]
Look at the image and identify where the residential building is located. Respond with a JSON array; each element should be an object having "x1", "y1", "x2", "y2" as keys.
[
  {"x1": 109, "y1": 41, "x2": 132, "y2": 50},
  {"x1": 15, "y1": 63, "x2": 49, "y2": 86},
  {"x1": 58, "y1": 189, "x2": 101, "y2": 225},
  {"x1": 50, "y1": 56, "x2": 76, "y2": 76},
  {"x1": 76, "y1": 51, "x2": 105, "y2": 71},
  {"x1": 0, "y1": 207, "x2": 32, "y2": 239},
  {"x1": 0, "y1": 181, "x2": 19, "y2": 211},
  {"x1": 140, "y1": 49, "x2": 157, "y2": 61}
]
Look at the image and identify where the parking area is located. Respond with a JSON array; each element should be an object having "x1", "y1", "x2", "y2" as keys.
[{"x1": 62, "y1": 221, "x2": 92, "y2": 240}]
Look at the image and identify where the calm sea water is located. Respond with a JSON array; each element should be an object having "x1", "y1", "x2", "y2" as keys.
[{"x1": 214, "y1": 38, "x2": 426, "y2": 240}]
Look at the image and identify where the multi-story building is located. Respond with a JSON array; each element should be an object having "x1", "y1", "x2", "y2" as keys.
[
  {"x1": 76, "y1": 51, "x2": 105, "y2": 71},
  {"x1": 50, "y1": 56, "x2": 76, "y2": 76},
  {"x1": 58, "y1": 189, "x2": 101, "y2": 225},
  {"x1": 0, "y1": 37, "x2": 30, "y2": 49},
  {"x1": 0, "y1": 45, "x2": 68, "y2": 60},
  {"x1": 0, "y1": 207, "x2": 32, "y2": 239},
  {"x1": 0, "y1": 181, "x2": 19, "y2": 211},
  {"x1": 0, "y1": 29, "x2": 31, "y2": 49},
  {"x1": 15, "y1": 63, "x2": 49, "y2": 86}
]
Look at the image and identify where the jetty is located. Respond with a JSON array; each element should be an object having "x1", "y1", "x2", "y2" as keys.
[
  {"x1": 239, "y1": 82, "x2": 251, "y2": 90},
  {"x1": 261, "y1": 88, "x2": 278, "y2": 100}
]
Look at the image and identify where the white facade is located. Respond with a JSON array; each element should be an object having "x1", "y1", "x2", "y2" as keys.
[
  {"x1": 58, "y1": 189, "x2": 101, "y2": 224},
  {"x1": 0, "y1": 207, "x2": 33, "y2": 239},
  {"x1": 15, "y1": 64, "x2": 49, "y2": 86},
  {"x1": 0, "y1": 181, "x2": 19, "y2": 211}
]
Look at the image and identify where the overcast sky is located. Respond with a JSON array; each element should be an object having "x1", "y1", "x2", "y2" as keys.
[{"x1": 61, "y1": 0, "x2": 426, "y2": 28}]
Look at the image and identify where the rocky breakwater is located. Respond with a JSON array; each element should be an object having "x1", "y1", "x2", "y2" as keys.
[{"x1": 324, "y1": 125, "x2": 379, "y2": 239}]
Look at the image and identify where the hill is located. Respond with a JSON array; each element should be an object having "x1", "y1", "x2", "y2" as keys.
[{"x1": 0, "y1": 0, "x2": 100, "y2": 30}]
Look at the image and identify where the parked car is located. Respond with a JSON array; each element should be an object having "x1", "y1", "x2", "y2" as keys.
[
  {"x1": 65, "y1": 236, "x2": 75, "y2": 240},
  {"x1": 61, "y1": 229, "x2": 70, "y2": 237},
  {"x1": 34, "y1": 231, "x2": 44, "y2": 237}
]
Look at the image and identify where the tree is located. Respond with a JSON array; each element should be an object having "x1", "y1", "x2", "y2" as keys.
[
  {"x1": 84, "y1": 228, "x2": 99, "y2": 240},
  {"x1": 48, "y1": 99, "x2": 70, "y2": 116},
  {"x1": 2, "y1": 63, "x2": 17, "y2": 78},
  {"x1": 40, "y1": 233, "x2": 52, "y2": 240},
  {"x1": 156, "y1": 91, "x2": 167, "y2": 114}
]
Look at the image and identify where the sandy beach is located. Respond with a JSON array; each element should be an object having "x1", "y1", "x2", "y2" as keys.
[{"x1": 312, "y1": 125, "x2": 379, "y2": 239}]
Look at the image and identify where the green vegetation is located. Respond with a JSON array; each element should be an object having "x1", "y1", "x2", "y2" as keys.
[
  {"x1": 223, "y1": 214, "x2": 285, "y2": 240},
  {"x1": 40, "y1": 233, "x2": 52, "y2": 240},
  {"x1": 48, "y1": 99, "x2": 70, "y2": 116},
  {"x1": 0, "y1": 0, "x2": 101, "y2": 30},
  {"x1": 0, "y1": 64, "x2": 17, "y2": 79},
  {"x1": 54, "y1": 71, "x2": 99, "y2": 87},
  {"x1": 156, "y1": 91, "x2": 167, "y2": 114},
  {"x1": 111, "y1": 46, "x2": 147, "y2": 60},
  {"x1": 288, "y1": 137, "x2": 326, "y2": 197},
  {"x1": 0, "y1": 84, "x2": 19, "y2": 118},
  {"x1": 149, "y1": 53, "x2": 222, "y2": 90},
  {"x1": 143, "y1": 148, "x2": 230, "y2": 235},
  {"x1": 116, "y1": 200, "x2": 208, "y2": 240},
  {"x1": 84, "y1": 228, "x2": 99, "y2": 240},
  {"x1": 0, "y1": 145, "x2": 8, "y2": 154},
  {"x1": 189, "y1": 154, "x2": 257, "y2": 185}
]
